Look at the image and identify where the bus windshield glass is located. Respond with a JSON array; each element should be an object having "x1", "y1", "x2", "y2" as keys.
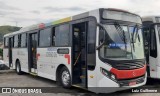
[{"x1": 99, "y1": 23, "x2": 144, "y2": 60}]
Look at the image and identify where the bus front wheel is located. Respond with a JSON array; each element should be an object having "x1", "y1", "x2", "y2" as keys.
[
  {"x1": 16, "y1": 61, "x2": 23, "y2": 75},
  {"x1": 60, "y1": 67, "x2": 71, "y2": 88}
]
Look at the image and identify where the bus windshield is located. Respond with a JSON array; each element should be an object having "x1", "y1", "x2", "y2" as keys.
[{"x1": 99, "y1": 23, "x2": 144, "y2": 60}]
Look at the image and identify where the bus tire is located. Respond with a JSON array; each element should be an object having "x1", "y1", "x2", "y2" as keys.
[
  {"x1": 60, "y1": 66, "x2": 71, "y2": 88},
  {"x1": 16, "y1": 61, "x2": 23, "y2": 75}
]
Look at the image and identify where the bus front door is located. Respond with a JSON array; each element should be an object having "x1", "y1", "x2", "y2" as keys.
[
  {"x1": 28, "y1": 33, "x2": 38, "y2": 74},
  {"x1": 72, "y1": 22, "x2": 88, "y2": 88}
]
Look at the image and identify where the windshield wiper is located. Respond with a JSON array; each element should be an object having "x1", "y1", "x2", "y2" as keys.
[
  {"x1": 132, "y1": 24, "x2": 140, "y2": 51},
  {"x1": 114, "y1": 22, "x2": 127, "y2": 50},
  {"x1": 132, "y1": 24, "x2": 140, "y2": 43}
]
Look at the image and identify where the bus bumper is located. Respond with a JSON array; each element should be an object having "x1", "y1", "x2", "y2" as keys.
[{"x1": 96, "y1": 73, "x2": 147, "y2": 93}]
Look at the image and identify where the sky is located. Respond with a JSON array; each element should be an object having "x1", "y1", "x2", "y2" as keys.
[{"x1": 0, "y1": 0, "x2": 160, "y2": 27}]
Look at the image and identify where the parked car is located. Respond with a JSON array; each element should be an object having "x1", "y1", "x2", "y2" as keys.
[{"x1": 0, "y1": 60, "x2": 9, "y2": 70}]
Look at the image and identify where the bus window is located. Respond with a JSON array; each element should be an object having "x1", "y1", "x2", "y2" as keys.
[
  {"x1": 88, "y1": 20, "x2": 96, "y2": 54},
  {"x1": 4, "y1": 37, "x2": 9, "y2": 48},
  {"x1": 52, "y1": 27, "x2": 55, "y2": 46},
  {"x1": 20, "y1": 33, "x2": 27, "y2": 47},
  {"x1": 55, "y1": 24, "x2": 70, "y2": 46},
  {"x1": 39, "y1": 28, "x2": 51, "y2": 47},
  {"x1": 14, "y1": 35, "x2": 19, "y2": 48}
]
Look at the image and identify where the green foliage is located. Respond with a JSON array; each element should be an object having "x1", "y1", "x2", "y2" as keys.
[{"x1": 0, "y1": 25, "x2": 21, "y2": 42}]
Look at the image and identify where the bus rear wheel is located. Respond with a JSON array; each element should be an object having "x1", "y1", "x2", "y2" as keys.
[
  {"x1": 60, "y1": 67, "x2": 71, "y2": 88},
  {"x1": 16, "y1": 61, "x2": 23, "y2": 75}
]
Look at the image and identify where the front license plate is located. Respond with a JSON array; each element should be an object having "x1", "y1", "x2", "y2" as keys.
[{"x1": 129, "y1": 81, "x2": 136, "y2": 86}]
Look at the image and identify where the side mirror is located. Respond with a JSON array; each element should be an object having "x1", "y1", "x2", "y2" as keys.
[{"x1": 99, "y1": 29, "x2": 105, "y2": 43}]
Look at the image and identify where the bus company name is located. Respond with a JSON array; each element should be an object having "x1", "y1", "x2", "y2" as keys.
[
  {"x1": 47, "y1": 48, "x2": 57, "y2": 51},
  {"x1": 2, "y1": 88, "x2": 42, "y2": 93},
  {"x1": 46, "y1": 52, "x2": 57, "y2": 57}
]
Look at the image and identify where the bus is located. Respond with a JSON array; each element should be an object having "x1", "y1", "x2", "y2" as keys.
[
  {"x1": 142, "y1": 16, "x2": 160, "y2": 79},
  {"x1": 3, "y1": 8, "x2": 146, "y2": 93}
]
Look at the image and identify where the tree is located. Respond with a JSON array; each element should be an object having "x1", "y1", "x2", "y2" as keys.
[{"x1": 0, "y1": 25, "x2": 21, "y2": 42}]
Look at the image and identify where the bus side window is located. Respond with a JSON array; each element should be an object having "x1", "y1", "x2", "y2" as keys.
[
  {"x1": 20, "y1": 33, "x2": 27, "y2": 47},
  {"x1": 4, "y1": 37, "x2": 9, "y2": 48},
  {"x1": 150, "y1": 27, "x2": 157, "y2": 58},
  {"x1": 55, "y1": 24, "x2": 70, "y2": 46},
  {"x1": 39, "y1": 28, "x2": 51, "y2": 47},
  {"x1": 13, "y1": 35, "x2": 19, "y2": 48}
]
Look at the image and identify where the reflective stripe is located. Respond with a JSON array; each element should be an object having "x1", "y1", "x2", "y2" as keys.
[{"x1": 64, "y1": 54, "x2": 70, "y2": 64}]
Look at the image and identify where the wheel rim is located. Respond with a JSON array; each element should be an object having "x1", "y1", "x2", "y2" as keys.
[
  {"x1": 16, "y1": 64, "x2": 19, "y2": 72},
  {"x1": 62, "y1": 70, "x2": 70, "y2": 85}
]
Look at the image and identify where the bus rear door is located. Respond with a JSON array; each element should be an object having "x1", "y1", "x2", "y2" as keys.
[
  {"x1": 8, "y1": 37, "x2": 13, "y2": 67},
  {"x1": 28, "y1": 32, "x2": 38, "y2": 74}
]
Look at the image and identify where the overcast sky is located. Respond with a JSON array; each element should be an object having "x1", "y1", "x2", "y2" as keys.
[{"x1": 0, "y1": 0, "x2": 159, "y2": 27}]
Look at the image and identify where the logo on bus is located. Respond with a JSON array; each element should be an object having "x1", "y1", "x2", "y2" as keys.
[{"x1": 132, "y1": 71, "x2": 136, "y2": 77}]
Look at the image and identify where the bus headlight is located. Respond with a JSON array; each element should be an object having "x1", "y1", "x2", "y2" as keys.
[
  {"x1": 111, "y1": 74, "x2": 116, "y2": 80},
  {"x1": 100, "y1": 67, "x2": 117, "y2": 81},
  {"x1": 102, "y1": 69, "x2": 109, "y2": 76}
]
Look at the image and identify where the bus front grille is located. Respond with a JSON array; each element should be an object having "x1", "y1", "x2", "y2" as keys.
[{"x1": 112, "y1": 60, "x2": 145, "y2": 70}]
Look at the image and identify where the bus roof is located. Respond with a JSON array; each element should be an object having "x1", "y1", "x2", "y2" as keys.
[
  {"x1": 4, "y1": 8, "x2": 139, "y2": 37},
  {"x1": 4, "y1": 11, "x2": 91, "y2": 37}
]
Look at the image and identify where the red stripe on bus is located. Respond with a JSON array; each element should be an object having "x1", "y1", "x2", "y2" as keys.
[
  {"x1": 39, "y1": 23, "x2": 45, "y2": 29},
  {"x1": 36, "y1": 53, "x2": 40, "y2": 60},
  {"x1": 64, "y1": 54, "x2": 70, "y2": 64},
  {"x1": 110, "y1": 65, "x2": 146, "y2": 79}
]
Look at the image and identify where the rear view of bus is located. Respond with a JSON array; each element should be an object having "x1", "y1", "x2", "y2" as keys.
[
  {"x1": 142, "y1": 16, "x2": 160, "y2": 79},
  {"x1": 95, "y1": 8, "x2": 146, "y2": 93}
]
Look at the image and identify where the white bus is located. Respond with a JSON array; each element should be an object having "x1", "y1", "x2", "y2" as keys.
[
  {"x1": 142, "y1": 16, "x2": 160, "y2": 79},
  {"x1": 3, "y1": 8, "x2": 146, "y2": 93}
]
